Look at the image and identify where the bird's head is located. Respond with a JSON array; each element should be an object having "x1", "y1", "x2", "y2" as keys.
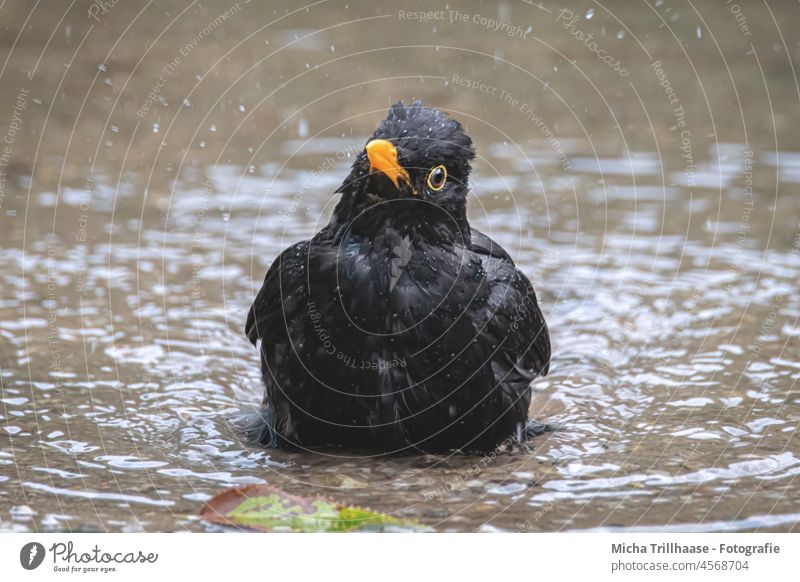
[{"x1": 332, "y1": 101, "x2": 475, "y2": 239}]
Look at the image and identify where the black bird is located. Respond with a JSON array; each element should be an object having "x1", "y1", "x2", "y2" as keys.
[{"x1": 245, "y1": 101, "x2": 551, "y2": 453}]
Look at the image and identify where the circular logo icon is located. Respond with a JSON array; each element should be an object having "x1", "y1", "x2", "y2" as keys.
[{"x1": 20, "y1": 542, "x2": 46, "y2": 570}]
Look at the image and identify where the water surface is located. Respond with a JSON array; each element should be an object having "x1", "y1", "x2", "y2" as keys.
[{"x1": 0, "y1": 0, "x2": 799, "y2": 532}]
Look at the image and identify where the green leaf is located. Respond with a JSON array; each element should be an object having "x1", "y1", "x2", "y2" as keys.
[{"x1": 199, "y1": 485, "x2": 424, "y2": 532}]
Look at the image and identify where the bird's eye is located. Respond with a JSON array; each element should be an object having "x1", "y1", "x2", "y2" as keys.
[{"x1": 426, "y1": 165, "x2": 447, "y2": 191}]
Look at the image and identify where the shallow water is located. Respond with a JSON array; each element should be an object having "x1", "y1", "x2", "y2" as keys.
[{"x1": 1, "y1": 0, "x2": 799, "y2": 532}]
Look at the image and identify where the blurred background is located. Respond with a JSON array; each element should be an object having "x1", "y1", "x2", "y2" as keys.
[{"x1": 0, "y1": 0, "x2": 798, "y2": 532}]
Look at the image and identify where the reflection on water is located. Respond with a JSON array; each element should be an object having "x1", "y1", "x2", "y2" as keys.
[{"x1": 0, "y1": 0, "x2": 799, "y2": 532}]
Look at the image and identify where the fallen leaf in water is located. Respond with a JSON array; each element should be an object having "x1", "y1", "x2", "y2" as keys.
[{"x1": 199, "y1": 485, "x2": 424, "y2": 532}]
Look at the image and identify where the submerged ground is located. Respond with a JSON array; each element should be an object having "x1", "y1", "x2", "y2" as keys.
[{"x1": 0, "y1": 0, "x2": 799, "y2": 532}]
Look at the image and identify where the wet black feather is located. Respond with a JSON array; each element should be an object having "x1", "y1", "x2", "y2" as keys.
[{"x1": 245, "y1": 101, "x2": 551, "y2": 453}]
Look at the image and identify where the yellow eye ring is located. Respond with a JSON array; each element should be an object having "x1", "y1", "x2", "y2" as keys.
[{"x1": 426, "y1": 165, "x2": 447, "y2": 191}]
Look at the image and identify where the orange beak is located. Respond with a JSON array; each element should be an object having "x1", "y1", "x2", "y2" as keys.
[{"x1": 365, "y1": 139, "x2": 412, "y2": 190}]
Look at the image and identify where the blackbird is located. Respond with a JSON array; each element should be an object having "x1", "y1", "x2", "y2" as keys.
[{"x1": 245, "y1": 101, "x2": 551, "y2": 453}]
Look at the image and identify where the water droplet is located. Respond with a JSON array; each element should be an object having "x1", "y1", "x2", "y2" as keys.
[
  {"x1": 617, "y1": 30, "x2": 626, "y2": 39},
  {"x1": 585, "y1": 8, "x2": 594, "y2": 19},
  {"x1": 152, "y1": 123, "x2": 159, "y2": 133},
  {"x1": 297, "y1": 118, "x2": 309, "y2": 138}
]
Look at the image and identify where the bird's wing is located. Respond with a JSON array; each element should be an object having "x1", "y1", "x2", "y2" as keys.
[
  {"x1": 245, "y1": 240, "x2": 309, "y2": 346},
  {"x1": 469, "y1": 227, "x2": 513, "y2": 263},
  {"x1": 470, "y1": 228, "x2": 551, "y2": 378}
]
